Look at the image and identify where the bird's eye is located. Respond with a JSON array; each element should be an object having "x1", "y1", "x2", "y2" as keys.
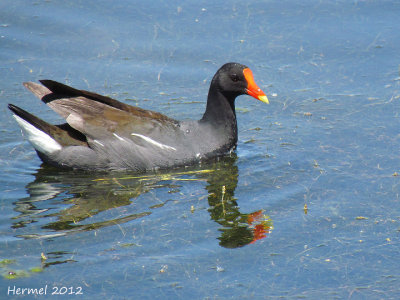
[{"x1": 230, "y1": 74, "x2": 239, "y2": 82}]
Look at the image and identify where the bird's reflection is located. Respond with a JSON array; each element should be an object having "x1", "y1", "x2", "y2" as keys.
[{"x1": 12, "y1": 154, "x2": 272, "y2": 248}]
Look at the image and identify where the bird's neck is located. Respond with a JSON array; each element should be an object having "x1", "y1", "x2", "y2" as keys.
[
  {"x1": 200, "y1": 86, "x2": 237, "y2": 128},
  {"x1": 198, "y1": 86, "x2": 239, "y2": 151}
]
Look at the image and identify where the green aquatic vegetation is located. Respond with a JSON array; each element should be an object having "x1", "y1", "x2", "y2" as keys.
[
  {"x1": 0, "y1": 259, "x2": 16, "y2": 266},
  {"x1": 3, "y1": 270, "x2": 30, "y2": 280},
  {"x1": 1, "y1": 254, "x2": 46, "y2": 279},
  {"x1": 235, "y1": 107, "x2": 250, "y2": 113},
  {"x1": 119, "y1": 243, "x2": 137, "y2": 248},
  {"x1": 30, "y1": 267, "x2": 44, "y2": 273}
]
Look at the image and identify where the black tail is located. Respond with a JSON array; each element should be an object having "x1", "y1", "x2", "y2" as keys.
[
  {"x1": 8, "y1": 104, "x2": 87, "y2": 147},
  {"x1": 8, "y1": 104, "x2": 53, "y2": 135}
]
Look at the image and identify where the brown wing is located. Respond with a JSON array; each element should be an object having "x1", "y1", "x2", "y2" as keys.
[
  {"x1": 24, "y1": 80, "x2": 176, "y2": 123},
  {"x1": 23, "y1": 81, "x2": 180, "y2": 144}
]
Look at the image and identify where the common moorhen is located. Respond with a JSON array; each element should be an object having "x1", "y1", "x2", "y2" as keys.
[{"x1": 8, "y1": 62, "x2": 269, "y2": 171}]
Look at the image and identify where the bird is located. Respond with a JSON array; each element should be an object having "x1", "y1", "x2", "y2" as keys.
[{"x1": 8, "y1": 62, "x2": 269, "y2": 171}]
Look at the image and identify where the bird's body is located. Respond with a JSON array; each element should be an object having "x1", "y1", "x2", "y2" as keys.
[{"x1": 9, "y1": 63, "x2": 268, "y2": 171}]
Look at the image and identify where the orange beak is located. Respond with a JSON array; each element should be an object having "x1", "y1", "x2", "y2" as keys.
[{"x1": 243, "y1": 68, "x2": 269, "y2": 104}]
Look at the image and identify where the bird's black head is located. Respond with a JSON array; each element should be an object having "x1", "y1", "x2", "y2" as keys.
[{"x1": 211, "y1": 62, "x2": 269, "y2": 103}]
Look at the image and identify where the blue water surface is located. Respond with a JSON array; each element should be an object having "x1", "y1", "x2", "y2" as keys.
[{"x1": 1, "y1": 0, "x2": 400, "y2": 299}]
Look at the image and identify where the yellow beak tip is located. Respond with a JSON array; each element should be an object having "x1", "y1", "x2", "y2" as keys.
[{"x1": 258, "y1": 95, "x2": 269, "y2": 104}]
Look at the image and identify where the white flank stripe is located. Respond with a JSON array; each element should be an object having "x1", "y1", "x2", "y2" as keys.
[
  {"x1": 93, "y1": 139, "x2": 105, "y2": 147},
  {"x1": 113, "y1": 133, "x2": 126, "y2": 141},
  {"x1": 131, "y1": 133, "x2": 176, "y2": 151},
  {"x1": 13, "y1": 115, "x2": 62, "y2": 154}
]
